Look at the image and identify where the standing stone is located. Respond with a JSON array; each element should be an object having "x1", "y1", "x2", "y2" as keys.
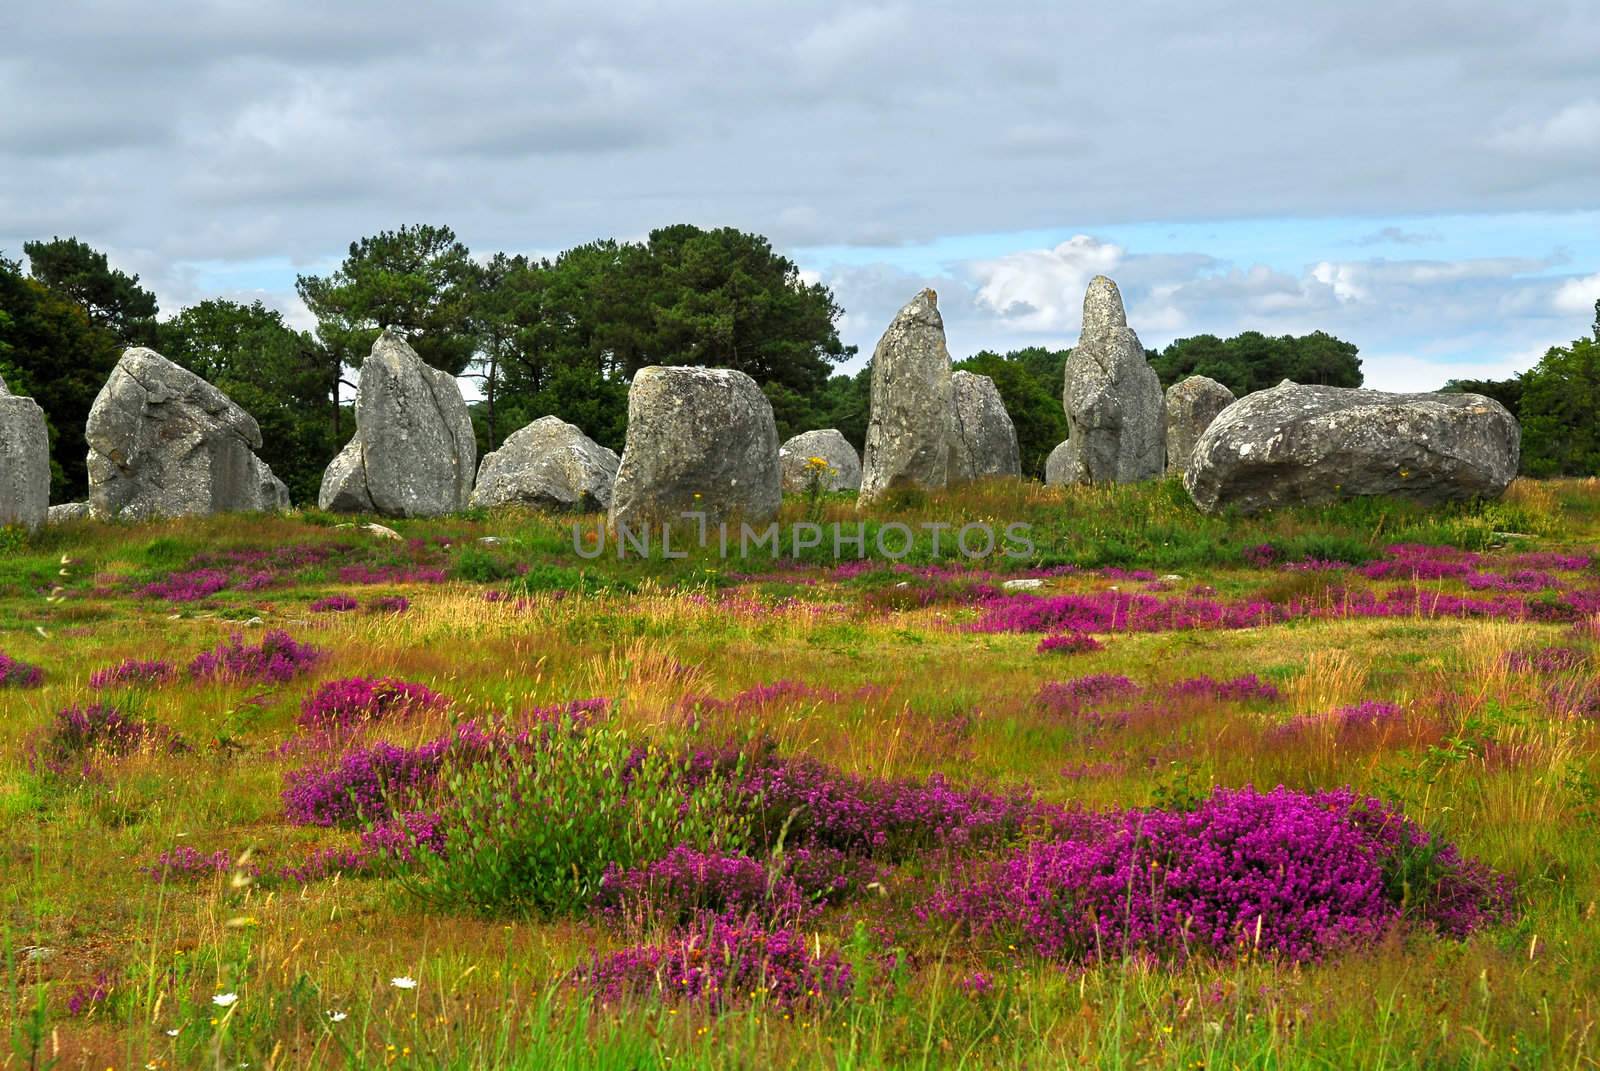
[
  {"x1": 1059, "y1": 276, "x2": 1164, "y2": 483},
  {"x1": 609, "y1": 366, "x2": 781, "y2": 528},
  {"x1": 1044, "y1": 441, "x2": 1073, "y2": 486},
  {"x1": 1164, "y1": 376, "x2": 1237, "y2": 478},
  {"x1": 0, "y1": 373, "x2": 49, "y2": 532},
  {"x1": 318, "y1": 439, "x2": 374, "y2": 513},
  {"x1": 1185, "y1": 382, "x2": 1521, "y2": 514},
  {"x1": 859, "y1": 290, "x2": 954, "y2": 502},
  {"x1": 779, "y1": 429, "x2": 862, "y2": 493},
  {"x1": 470, "y1": 415, "x2": 620, "y2": 512},
  {"x1": 86, "y1": 348, "x2": 290, "y2": 521},
  {"x1": 317, "y1": 330, "x2": 475, "y2": 517},
  {"x1": 46, "y1": 502, "x2": 91, "y2": 525},
  {"x1": 948, "y1": 370, "x2": 1021, "y2": 480}
]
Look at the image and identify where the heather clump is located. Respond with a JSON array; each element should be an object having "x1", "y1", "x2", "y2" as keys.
[
  {"x1": 596, "y1": 845, "x2": 812, "y2": 926},
  {"x1": 1167, "y1": 674, "x2": 1281, "y2": 703},
  {"x1": 143, "y1": 846, "x2": 234, "y2": 883},
  {"x1": 189, "y1": 630, "x2": 323, "y2": 684},
  {"x1": 740, "y1": 755, "x2": 1035, "y2": 861},
  {"x1": 278, "y1": 846, "x2": 374, "y2": 884},
  {"x1": 1503, "y1": 646, "x2": 1587, "y2": 675},
  {"x1": 31, "y1": 703, "x2": 185, "y2": 776},
  {"x1": 309, "y1": 594, "x2": 359, "y2": 613},
  {"x1": 282, "y1": 737, "x2": 450, "y2": 827},
  {"x1": 0, "y1": 651, "x2": 43, "y2": 688},
  {"x1": 931, "y1": 786, "x2": 1512, "y2": 964},
  {"x1": 138, "y1": 568, "x2": 231, "y2": 602},
  {"x1": 89, "y1": 659, "x2": 175, "y2": 689},
  {"x1": 582, "y1": 912, "x2": 853, "y2": 1009},
  {"x1": 360, "y1": 810, "x2": 447, "y2": 862},
  {"x1": 337, "y1": 564, "x2": 449, "y2": 585},
  {"x1": 1265, "y1": 701, "x2": 1405, "y2": 746},
  {"x1": 297, "y1": 676, "x2": 446, "y2": 731},
  {"x1": 1035, "y1": 674, "x2": 1140, "y2": 715},
  {"x1": 1037, "y1": 631, "x2": 1103, "y2": 655}
]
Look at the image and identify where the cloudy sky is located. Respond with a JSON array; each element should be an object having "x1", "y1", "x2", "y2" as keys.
[{"x1": 3, "y1": 0, "x2": 1597, "y2": 389}]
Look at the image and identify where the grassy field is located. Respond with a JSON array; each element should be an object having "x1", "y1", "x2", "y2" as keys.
[{"x1": 4, "y1": 477, "x2": 1600, "y2": 1070}]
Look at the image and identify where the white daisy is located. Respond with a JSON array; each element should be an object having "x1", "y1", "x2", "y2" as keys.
[
  {"x1": 212, "y1": 992, "x2": 238, "y2": 1007},
  {"x1": 390, "y1": 976, "x2": 417, "y2": 990}
]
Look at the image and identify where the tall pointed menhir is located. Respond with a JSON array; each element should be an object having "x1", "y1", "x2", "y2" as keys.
[
  {"x1": 859, "y1": 289, "x2": 955, "y2": 503},
  {"x1": 1059, "y1": 276, "x2": 1165, "y2": 484}
]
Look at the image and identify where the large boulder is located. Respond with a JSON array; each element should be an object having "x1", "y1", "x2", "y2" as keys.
[
  {"x1": 470, "y1": 415, "x2": 620, "y2": 512},
  {"x1": 779, "y1": 429, "x2": 862, "y2": 493},
  {"x1": 609, "y1": 366, "x2": 781, "y2": 528},
  {"x1": 948, "y1": 370, "x2": 1021, "y2": 480},
  {"x1": 0, "y1": 373, "x2": 49, "y2": 532},
  {"x1": 1165, "y1": 375, "x2": 1236, "y2": 478},
  {"x1": 1059, "y1": 276, "x2": 1164, "y2": 484},
  {"x1": 86, "y1": 348, "x2": 289, "y2": 521},
  {"x1": 1044, "y1": 440, "x2": 1073, "y2": 486},
  {"x1": 859, "y1": 290, "x2": 954, "y2": 501},
  {"x1": 1185, "y1": 382, "x2": 1521, "y2": 515},
  {"x1": 317, "y1": 331, "x2": 475, "y2": 517}
]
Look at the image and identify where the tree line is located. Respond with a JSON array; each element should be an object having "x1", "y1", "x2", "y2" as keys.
[{"x1": 4, "y1": 225, "x2": 1595, "y2": 505}]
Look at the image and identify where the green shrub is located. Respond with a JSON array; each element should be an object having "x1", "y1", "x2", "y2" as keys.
[
  {"x1": 409, "y1": 725, "x2": 747, "y2": 917},
  {"x1": 452, "y1": 546, "x2": 518, "y2": 582},
  {"x1": 511, "y1": 563, "x2": 631, "y2": 597}
]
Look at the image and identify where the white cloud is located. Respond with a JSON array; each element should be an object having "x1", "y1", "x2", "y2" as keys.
[
  {"x1": 1489, "y1": 98, "x2": 1600, "y2": 155},
  {"x1": 1311, "y1": 261, "x2": 1368, "y2": 302},
  {"x1": 1361, "y1": 353, "x2": 1530, "y2": 392},
  {"x1": 971, "y1": 236, "x2": 1124, "y2": 331},
  {"x1": 1553, "y1": 271, "x2": 1600, "y2": 314}
]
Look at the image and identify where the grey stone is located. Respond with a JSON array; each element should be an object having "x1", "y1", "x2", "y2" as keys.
[
  {"x1": 1059, "y1": 276, "x2": 1165, "y2": 484},
  {"x1": 46, "y1": 502, "x2": 91, "y2": 525},
  {"x1": 1185, "y1": 383, "x2": 1521, "y2": 514},
  {"x1": 86, "y1": 347, "x2": 289, "y2": 521},
  {"x1": 1001, "y1": 578, "x2": 1044, "y2": 591},
  {"x1": 609, "y1": 366, "x2": 781, "y2": 528},
  {"x1": 470, "y1": 415, "x2": 619, "y2": 512},
  {"x1": 948, "y1": 370, "x2": 1021, "y2": 481},
  {"x1": 318, "y1": 439, "x2": 375, "y2": 513},
  {"x1": 0, "y1": 373, "x2": 50, "y2": 532},
  {"x1": 859, "y1": 290, "x2": 954, "y2": 501},
  {"x1": 317, "y1": 331, "x2": 475, "y2": 517},
  {"x1": 1164, "y1": 376, "x2": 1237, "y2": 478},
  {"x1": 1043, "y1": 440, "x2": 1074, "y2": 486},
  {"x1": 780, "y1": 429, "x2": 862, "y2": 494}
]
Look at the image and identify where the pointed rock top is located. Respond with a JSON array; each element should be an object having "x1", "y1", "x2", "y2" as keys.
[
  {"x1": 0, "y1": 370, "x2": 9, "y2": 395},
  {"x1": 373, "y1": 327, "x2": 415, "y2": 354},
  {"x1": 1081, "y1": 275, "x2": 1127, "y2": 334},
  {"x1": 895, "y1": 288, "x2": 941, "y2": 322}
]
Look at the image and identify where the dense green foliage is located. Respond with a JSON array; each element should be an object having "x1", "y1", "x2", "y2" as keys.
[
  {"x1": 0, "y1": 255, "x2": 122, "y2": 498},
  {"x1": 1443, "y1": 301, "x2": 1600, "y2": 477},
  {"x1": 1151, "y1": 330, "x2": 1363, "y2": 395},
  {"x1": 1442, "y1": 376, "x2": 1524, "y2": 419},
  {"x1": 481, "y1": 226, "x2": 853, "y2": 453},
  {"x1": 955, "y1": 347, "x2": 1070, "y2": 477},
  {"x1": 412, "y1": 726, "x2": 747, "y2": 917},
  {"x1": 1519, "y1": 303, "x2": 1600, "y2": 477},
  {"x1": 22, "y1": 236, "x2": 158, "y2": 344}
]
